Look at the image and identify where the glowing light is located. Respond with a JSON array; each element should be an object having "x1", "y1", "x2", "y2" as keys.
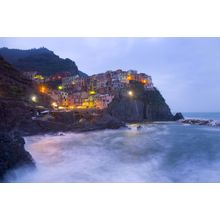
[
  {"x1": 39, "y1": 85, "x2": 48, "y2": 94},
  {"x1": 127, "y1": 76, "x2": 132, "y2": 81},
  {"x1": 34, "y1": 75, "x2": 44, "y2": 80},
  {"x1": 89, "y1": 90, "x2": 96, "y2": 95},
  {"x1": 58, "y1": 85, "x2": 63, "y2": 90},
  {"x1": 58, "y1": 106, "x2": 65, "y2": 110},
  {"x1": 51, "y1": 102, "x2": 58, "y2": 108},
  {"x1": 141, "y1": 79, "x2": 148, "y2": 84},
  {"x1": 128, "y1": 91, "x2": 133, "y2": 96},
  {"x1": 31, "y1": 95, "x2": 37, "y2": 102}
]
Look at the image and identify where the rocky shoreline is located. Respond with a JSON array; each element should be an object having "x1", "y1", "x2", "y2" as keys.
[
  {"x1": 0, "y1": 132, "x2": 35, "y2": 182},
  {"x1": 0, "y1": 109, "x2": 124, "y2": 181},
  {"x1": 0, "y1": 55, "x2": 184, "y2": 181},
  {"x1": 181, "y1": 118, "x2": 220, "y2": 127}
]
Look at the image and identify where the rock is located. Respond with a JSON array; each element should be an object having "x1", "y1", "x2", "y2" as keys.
[
  {"x1": 18, "y1": 119, "x2": 72, "y2": 136},
  {"x1": 144, "y1": 88, "x2": 173, "y2": 121},
  {"x1": 145, "y1": 103, "x2": 173, "y2": 121},
  {"x1": 137, "y1": 125, "x2": 142, "y2": 130},
  {"x1": 181, "y1": 119, "x2": 220, "y2": 127},
  {"x1": 173, "y1": 112, "x2": 184, "y2": 121},
  {"x1": 0, "y1": 99, "x2": 35, "y2": 133},
  {"x1": 58, "y1": 132, "x2": 65, "y2": 136},
  {"x1": 50, "y1": 111, "x2": 77, "y2": 124},
  {"x1": 108, "y1": 83, "x2": 174, "y2": 123},
  {"x1": 93, "y1": 113, "x2": 125, "y2": 129},
  {"x1": 0, "y1": 132, "x2": 35, "y2": 181},
  {"x1": 107, "y1": 97, "x2": 145, "y2": 122}
]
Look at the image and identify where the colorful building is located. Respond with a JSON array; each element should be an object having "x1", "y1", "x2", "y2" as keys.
[
  {"x1": 47, "y1": 72, "x2": 72, "y2": 82},
  {"x1": 94, "y1": 94, "x2": 114, "y2": 109},
  {"x1": 22, "y1": 71, "x2": 45, "y2": 84},
  {"x1": 47, "y1": 69, "x2": 154, "y2": 110}
]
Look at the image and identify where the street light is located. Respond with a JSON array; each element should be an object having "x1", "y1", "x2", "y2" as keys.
[
  {"x1": 128, "y1": 90, "x2": 133, "y2": 97},
  {"x1": 51, "y1": 102, "x2": 58, "y2": 108},
  {"x1": 58, "y1": 85, "x2": 63, "y2": 90},
  {"x1": 39, "y1": 85, "x2": 48, "y2": 94},
  {"x1": 31, "y1": 95, "x2": 37, "y2": 102}
]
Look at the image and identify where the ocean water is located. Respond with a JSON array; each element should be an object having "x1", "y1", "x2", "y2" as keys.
[
  {"x1": 7, "y1": 116, "x2": 220, "y2": 183},
  {"x1": 183, "y1": 112, "x2": 220, "y2": 121}
]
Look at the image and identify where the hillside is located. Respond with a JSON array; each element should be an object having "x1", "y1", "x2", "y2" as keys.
[
  {"x1": 0, "y1": 56, "x2": 53, "y2": 132},
  {"x1": 0, "y1": 47, "x2": 86, "y2": 77},
  {"x1": 0, "y1": 56, "x2": 33, "y2": 100}
]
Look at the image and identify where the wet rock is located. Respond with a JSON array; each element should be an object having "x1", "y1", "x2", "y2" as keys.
[
  {"x1": 0, "y1": 132, "x2": 35, "y2": 181},
  {"x1": 173, "y1": 112, "x2": 184, "y2": 121},
  {"x1": 182, "y1": 119, "x2": 220, "y2": 127},
  {"x1": 137, "y1": 125, "x2": 143, "y2": 130},
  {"x1": 58, "y1": 132, "x2": 65, "y2": 136}
]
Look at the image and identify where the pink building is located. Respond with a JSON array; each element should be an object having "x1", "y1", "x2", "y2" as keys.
[{"x1": 94, "y1": 94, "x2": 114, "y2": 109}]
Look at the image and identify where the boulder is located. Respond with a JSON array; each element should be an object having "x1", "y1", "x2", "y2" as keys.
[
  {"x1": 0, "y1": 132, "x2": 35, "y2": 181},
  {"x1": 173, "y1": 112, "x2": 184, "y2": 121}
]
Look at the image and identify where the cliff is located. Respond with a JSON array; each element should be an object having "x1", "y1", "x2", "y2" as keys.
[{"x1": 108, "y1": 81, "x2": 174, "y2": 122}]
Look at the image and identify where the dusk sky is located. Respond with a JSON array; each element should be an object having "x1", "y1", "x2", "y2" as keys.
[{"x1": 1, "y1": 37, "x2": 220, "y2": 112}]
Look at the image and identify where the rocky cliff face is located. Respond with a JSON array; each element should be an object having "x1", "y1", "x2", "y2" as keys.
[
  {"x1": 0, "y1": 57, "x2": 36, "y2": 180},
  {"x1": 144, "y1": 88, "x2": 174, "y2": 121},
  {"x1": 108, "y1": 82, "x2": 174, "y2": 123},
  {"x1": 0, "y1": 132, "x2": 35, "y2": 181},
  {"x1": 0, "y1": 56, "x2": 34, "y2": 132},
  {"x1": 19, "y1": 111, "x2": 125, "y2": 136}
]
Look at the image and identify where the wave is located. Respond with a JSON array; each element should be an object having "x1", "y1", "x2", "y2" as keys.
[
  {"x1": 181, "y1": 118, "x2": 220, "y2": 127},
  {"x1": 7, "y1": 122, "x2": 220, "y2": 183}
]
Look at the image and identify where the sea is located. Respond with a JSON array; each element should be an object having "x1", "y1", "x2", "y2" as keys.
[{"x1": 6, "y1": 112, "x2": 220, "y2": 183}]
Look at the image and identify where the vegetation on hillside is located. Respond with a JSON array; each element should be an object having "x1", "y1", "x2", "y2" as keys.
[{"x1": 0, "y1": 47, "x2": 87, "y2": 77}]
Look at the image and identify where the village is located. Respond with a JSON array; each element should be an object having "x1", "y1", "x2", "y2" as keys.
[{"x1": 23, "y1": 69, "x2": 154, "y2": 111}]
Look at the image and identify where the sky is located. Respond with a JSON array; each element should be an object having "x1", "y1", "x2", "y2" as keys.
[{"x1": 1, "y1": 37, "x2": 220, "y2": 113}]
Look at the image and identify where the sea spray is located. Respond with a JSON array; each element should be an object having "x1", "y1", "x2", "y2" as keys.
[{"x1": 9, "y1": 122, "x2": 220, "y2": 183}]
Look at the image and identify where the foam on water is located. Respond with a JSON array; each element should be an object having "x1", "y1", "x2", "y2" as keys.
[
  {"x1": 7, "y1": 122, "x2": 220, "y2": 182},
  {"x1": 183, "y1": 112, "x2": 220, "y2": 122}
]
